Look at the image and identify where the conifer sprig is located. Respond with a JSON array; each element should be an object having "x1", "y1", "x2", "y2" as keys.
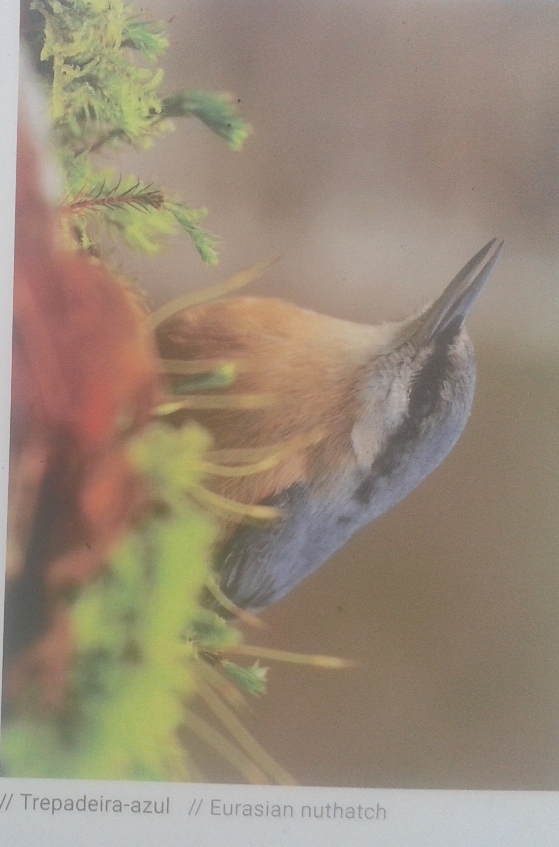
[
  {"x1": 61, "y1": 174, "x2": 220, "y2": 261},
  {"x1": 63, "y1": 179, "x2": 165, "y2": 216}
]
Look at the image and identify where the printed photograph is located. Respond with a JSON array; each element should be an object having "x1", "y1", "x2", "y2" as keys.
[{"x1": 2, "y1": 0, "x2": 559, "y2": 789}]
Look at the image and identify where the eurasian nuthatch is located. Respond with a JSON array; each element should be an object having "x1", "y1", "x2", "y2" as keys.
[{"x1": 156, "y1": 239, "x2": 503, "y2": 612}]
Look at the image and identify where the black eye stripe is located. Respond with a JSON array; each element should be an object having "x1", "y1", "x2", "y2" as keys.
[
  {"x1": 408, "y1": 316, "x2": 462, "y2": 422},
  {"x1": 353, "y1": 316, "x2": 464, "y2": 500}
]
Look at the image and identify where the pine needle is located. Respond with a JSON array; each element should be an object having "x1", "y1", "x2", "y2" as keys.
[
  {"x1": 160, "y1": 358, "x2": 244, "y2": 376},
  {"x1": 154, "y1": 393, "x2": 275, "y2": 415},
  {"x1": 146, "y1": 257, "x2": 280, "y2": 331},
  {"x1": 204, "y1": 578, "x2": 266, "y2": 628},
  {"x1": 182, "y1": 705, "x2": 270, "y2": 784},
  {"x1": 189, "y1": 484, "x2": 281, "y2": 522},
  {"x1": 198, "y1": 428, "x2": 325, "y2": 477},
  {"x1": 221, "y1": 643, "x2": 356, "y2": 669},
  {"x1": 194, "y1": 676, "x2": 297, "y2": 785}
]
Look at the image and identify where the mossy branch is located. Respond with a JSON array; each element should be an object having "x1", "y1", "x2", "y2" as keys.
[
  {"x1": 159, "y1": 90, "x2": 252, "y2": 151},
  {"x1": 27, "y1": 0, "x2": 250, "y2": 261}
]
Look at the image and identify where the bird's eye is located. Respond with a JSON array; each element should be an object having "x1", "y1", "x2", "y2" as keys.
[{"x1": 408, "y1": 378, "x2": 439, "y2": 421}]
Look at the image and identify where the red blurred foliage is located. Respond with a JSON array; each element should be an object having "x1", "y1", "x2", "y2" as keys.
[{"x1": 4, "y1": 107, "x2": 160, "y2": 708}]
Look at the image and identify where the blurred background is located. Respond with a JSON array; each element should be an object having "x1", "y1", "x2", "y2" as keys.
[{"x1": 123, "y1": 0, "x2": 559, "y2": 789}]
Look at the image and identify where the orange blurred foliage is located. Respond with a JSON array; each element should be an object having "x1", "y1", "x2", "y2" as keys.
[{"x1": 4, "y1": 107, "x2": 161, "y2": 708}]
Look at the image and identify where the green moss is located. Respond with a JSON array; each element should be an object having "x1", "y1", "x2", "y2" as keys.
[{"x1": 29, "y1": 0, "x2": 250, "y2": 261}]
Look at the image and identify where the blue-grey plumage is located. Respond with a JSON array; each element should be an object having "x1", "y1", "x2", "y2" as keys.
[{"x1": 157, "y1": 239, "x2": 503, "y2": 612}]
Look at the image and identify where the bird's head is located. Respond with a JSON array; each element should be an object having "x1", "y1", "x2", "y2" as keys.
[{"x1": 351, "y1": 239, "x2": 503, "y2": 508}]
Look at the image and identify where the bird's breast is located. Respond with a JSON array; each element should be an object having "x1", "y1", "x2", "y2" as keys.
[{"x1": 156, "y1": 296, "x2": 381, "y2": 505}]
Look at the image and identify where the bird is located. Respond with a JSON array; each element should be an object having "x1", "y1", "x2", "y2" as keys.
[{"x1": 155, "y1": 239, "x2": 503, "y2": 613}]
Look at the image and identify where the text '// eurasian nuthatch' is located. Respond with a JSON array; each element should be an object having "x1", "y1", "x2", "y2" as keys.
[{"x1": 156, "y1": 239, "x2": 503, "y2": 612}]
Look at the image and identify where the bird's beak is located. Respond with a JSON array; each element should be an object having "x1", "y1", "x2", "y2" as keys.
[{"x1": 410, "y1": 238, "x2": 504, "y2": 344}]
